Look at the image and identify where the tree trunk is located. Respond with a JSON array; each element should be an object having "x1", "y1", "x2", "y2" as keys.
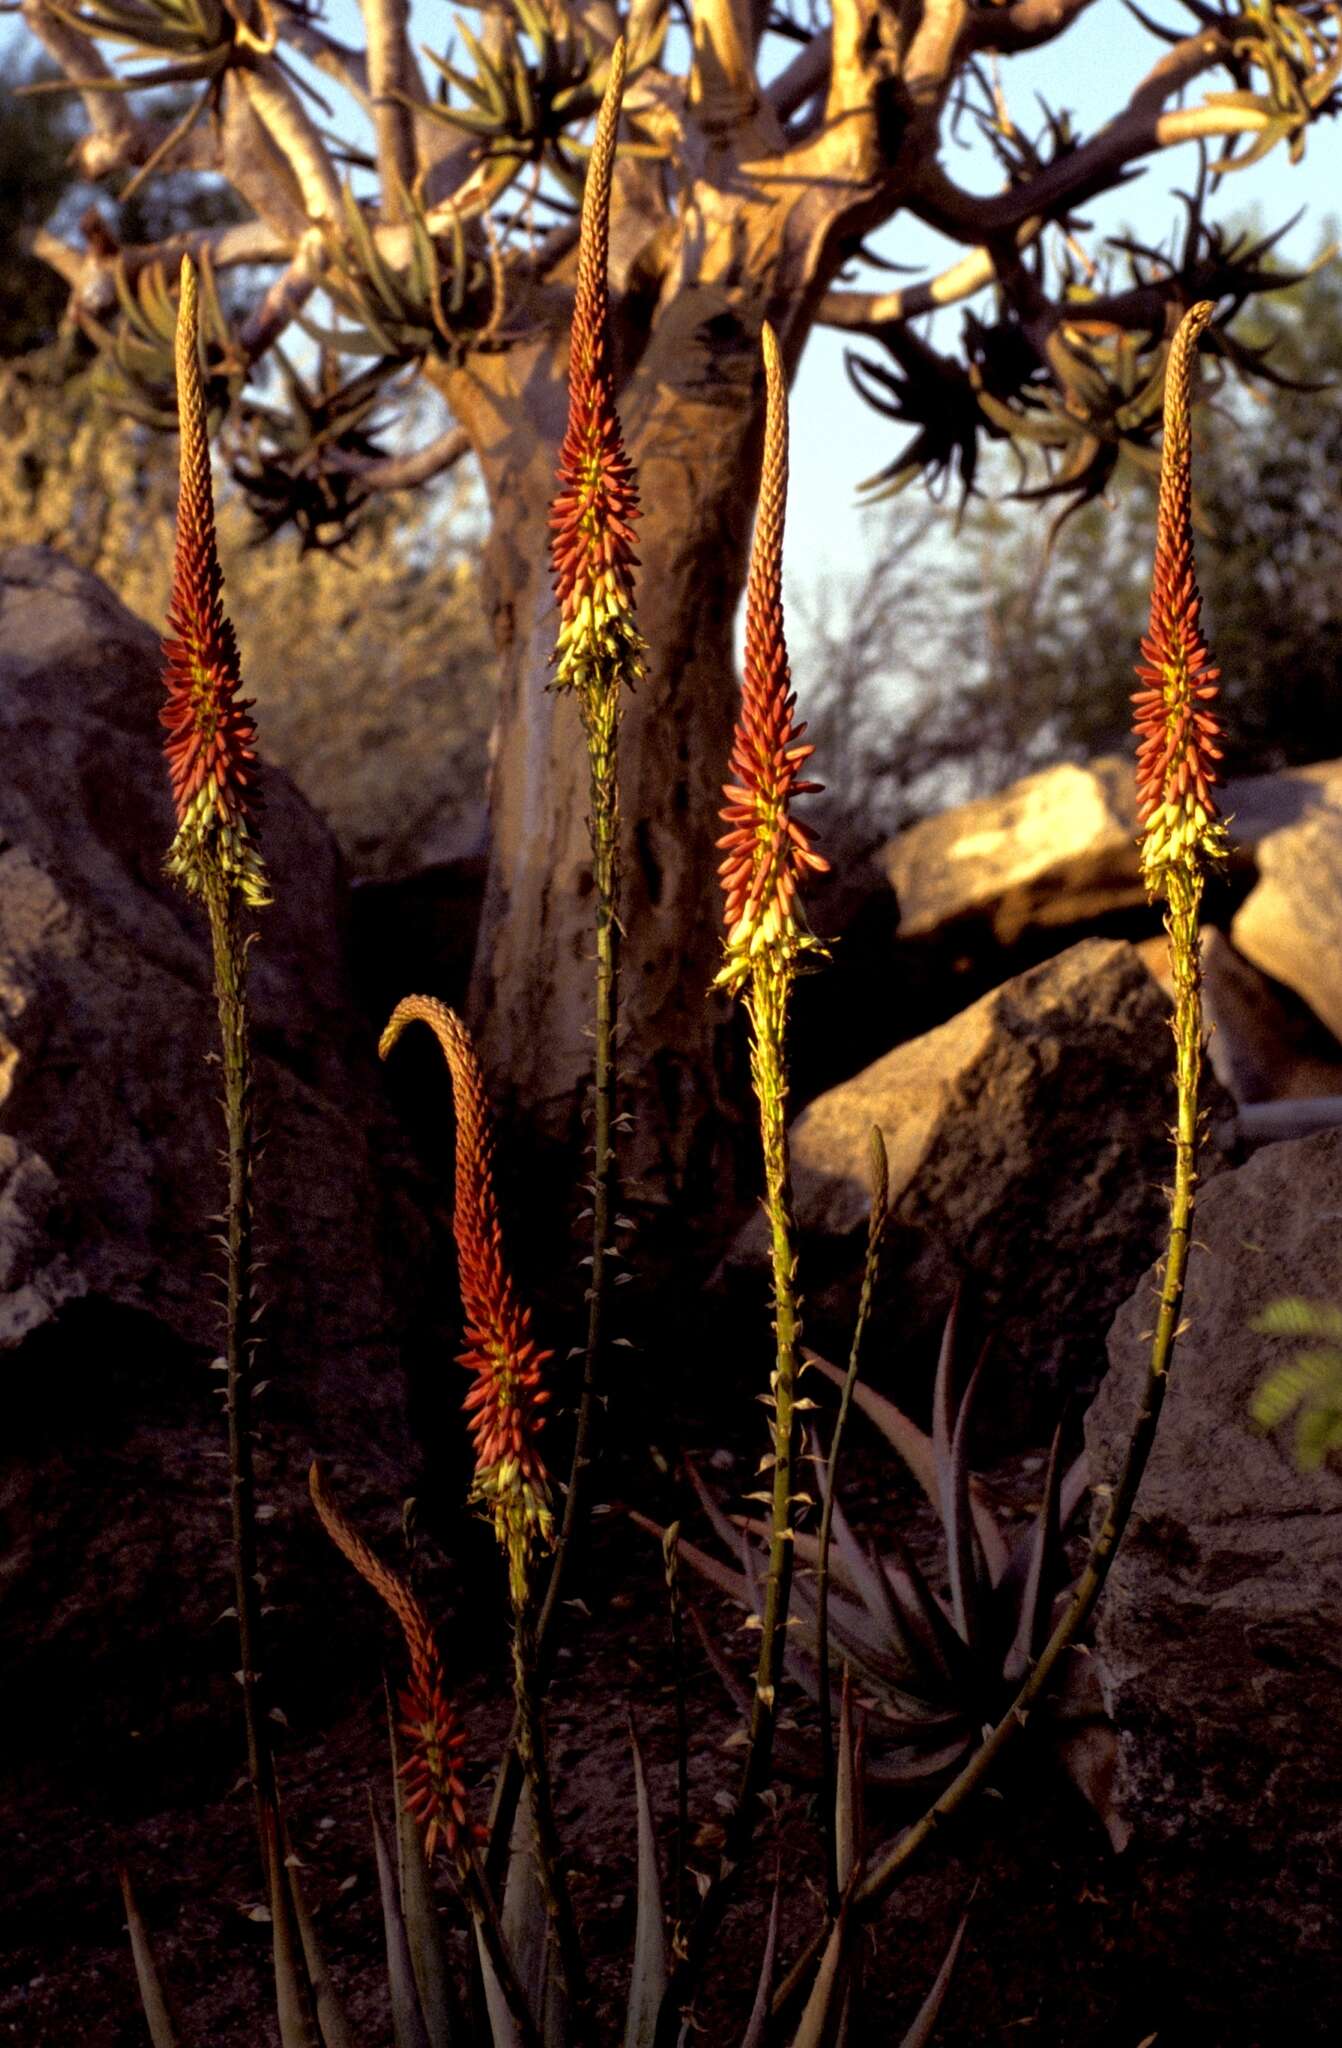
[{"x1": 443, "y1": 298, "x2": 791, "y2": 1195}]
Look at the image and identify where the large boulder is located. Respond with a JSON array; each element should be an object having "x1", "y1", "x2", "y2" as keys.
[
  {"x1": 883, "y1": 753, "x2": 1342, "y2": 958},
  {"x1": 882, "y1": 756, "x2": 1143, "y2": 946},
  {"x1": 1232, "y1": 763, "x2": 1342, "y2": 1049},
  {"x1": 1135, "y1": 927, "x2": 1342, "y2": 1105},
  {"x1": 1087, "y1": 1126, "x2": 1342, "y2": 2036},
  {"x1": 727, "y1": 937, "x2": 1231, "y2": 1438},
  {"x1": 0, "y1": 548, "x2": 421, "y2": 1760}
]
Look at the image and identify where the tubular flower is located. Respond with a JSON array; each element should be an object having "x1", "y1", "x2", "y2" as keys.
[
  {"x1": 549, "y1": 36, "x2": 645, "y2": 702},
  {"x1": 379, "y1": 998, "x2": 553, "y2": 1601},
  {"x1": 309, "y1": 1463, "x2": 471, "y2": 1863},
  {"x1": 715, "y1": 324, "x2": 829, "y2": 996},
  {"x1": 162, "y1": 257, "x2": 268, "y2": 908},
  {"x1": 1132, "y1": 299, "x2": 1228, "y2": 894}
]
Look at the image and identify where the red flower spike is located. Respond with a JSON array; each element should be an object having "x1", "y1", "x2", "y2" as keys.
[
  {"x1": 309, "y1": 1463, "x2": 473, "y2": 1863},
  {"x1": 379, "y1": 997, "x2": 553, "y2": 1600},
  {"x1": 549, "y1": 37, "x2": 645, "y2": 697},
  {"x1": 1132, "y1": 299, "x2": 1229, "y2": 889},
  {"x1": 715, "y1": 323, "x2": 829, "y2": 995},
  {"x1": 161, "y1": 257, "x2": 268, "y2": 907}
]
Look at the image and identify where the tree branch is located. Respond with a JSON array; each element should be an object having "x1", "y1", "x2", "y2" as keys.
[
  {"x1": 689, "y1": 0, "x2": 768, "y2": 133},
  {"x1": 767, "y1": 31, "x2": 829, "y2": 119},
  {"x1": 19, "y1": 0, "x2": 130, "y2": 140},
  {"x1": 903, "y1": 0, "x2": 970, "y2": 109},
  {"x1": 239, "y1": 60, "x2": 343, "y2": 224},
  {"x1": 356, "y1": 0, "x2": 420, "y2": 215},
  {"x1": 814, "y1": 216, "x2": 1043, "y2": 328},
  {"x1": 71, "y1": 111, "x2": 223, "y2": 183},
  {"x1": 966, "y1": 23, "x2": 1250, "y2": 236},
  {"x1": 326, "y1": 422, "x2": 472, "y2": 489},
  {"x1": 966, "y1": 0, "x2": 1101, "y2": 56},
  {"x1": 238, "y1": 226, "x2": 325, "y2": 360}
]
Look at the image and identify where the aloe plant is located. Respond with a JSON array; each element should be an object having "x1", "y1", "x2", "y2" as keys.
[{"x1": 648, "y1": 1293, "x2": 1089, "y2": 1790}]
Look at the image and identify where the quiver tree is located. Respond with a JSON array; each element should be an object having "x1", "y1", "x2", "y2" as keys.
[{"x1": 20, "y1": 0, "x2": 1342, "y2": 1191}]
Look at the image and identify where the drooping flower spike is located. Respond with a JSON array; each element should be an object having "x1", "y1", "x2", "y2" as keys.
[
  {"x1": 549, "y1": 35, "x2": 645, "y2": 701},
  {"x1": 161, "y1": 258, "x2": 268, "y2": 908},
  {"x1": 309, "y1": 1462, "x2": 472, "y2": 1863},
  {"x1": 1132, "y1": 299, "x2": 1228, "y2": 894},
  {"x1": 715, "y1": 323, "x2": 829, "y2": 995},
  {"x1": 380, "y1": 997, "x2": 553, "y2": 1602}
]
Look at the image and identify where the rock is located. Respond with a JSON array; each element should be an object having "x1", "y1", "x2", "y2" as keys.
[
  {"x1": 728, "y1": 937, "x2": 1232, "y2": 1438},
  {"x1": 1087, "y1": 1126, "x2": 1342, "y2": 2035},
  {"x1": 0, "y1": 547, "x2": 420, "y2": 1759},
  {"x1": 1135, "y1": 928, "x2": 1342, "y2": 1105},
  {"x1": 881, "y1": 757, "x2": 1143, "y2": 946},
  {"x1": 883, "y1": 753, "x2": 1342, "y2": 959},
  {"x1": 1233, "y1": 769, "x2": 1342, "y2": 1048}
]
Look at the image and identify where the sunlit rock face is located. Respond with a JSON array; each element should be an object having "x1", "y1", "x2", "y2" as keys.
[
  {"x1": 726, "y1": 936, "x2": 1232, "y2": 1443},
  {"x1": 1090, "y1": 1124, "x2": 1342, "y2": 2037},
  {"x1": 881, "y1": 757, "x2": 1144, "y2": 947}
]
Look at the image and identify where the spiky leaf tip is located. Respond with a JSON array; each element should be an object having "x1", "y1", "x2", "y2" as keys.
[
  {"x1": 715, "y1": 323, "x2": 829, "y2": 996},
  {"x1": 548, "y1": 36, "x2": 645, "y2": 700},
  {"x1": 1132, "y1": 299, "x2": 1229, "y2": 894},
  {"x1": 161, "y1": 256, "x2": 269, "y2": 909},
  {"x1": 380, "y1": 997, "x2": 553, "y2": 1600}
]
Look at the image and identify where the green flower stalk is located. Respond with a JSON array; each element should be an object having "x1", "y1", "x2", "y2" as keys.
[
  {"x1": 380, "y1": 996, "x2": 554, "y2": 1603},
  {"x1": 380, "y1": 997, "x2": 585, "y2": 2012},
  {"x1": 773, "y1": 302, "x2": 1232, "y2": 2007},
  {"x1": 163, "y1": 255, "x2": 272, "y2": 1872},
  {"x1": 544, "y1": 31, "x2": 645, "y2": 1651},
  {"x1": 1131, "y1": 295, "x2": 1226, "y2": 1403},
  {"x1": 657, "y1": 323, "x2": 828, "y2": 2045},
  {"x1": 716, "y1": 322, "x2": 828, "y2": 1782}
]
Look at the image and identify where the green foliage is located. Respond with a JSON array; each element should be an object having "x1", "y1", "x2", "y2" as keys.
[{"x1": 1251, "y1": 1298, "x2": 1342, "y2": 1469}]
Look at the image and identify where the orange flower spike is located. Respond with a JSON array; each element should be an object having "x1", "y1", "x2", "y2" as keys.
[
  {"x1": 715, "y1": 324, "x2": 829, "y2": 996},
  {"x1": 549, "y1": 36, "x2": 645, "y2": 698},
  {"x1": 1132, "y1": 300, "x2": 1229, "y2": 893},
  {"x1": 379, "y1": 998, "x2": 554, "y2": 1601},
  {"x1": 309, "y1": 1464, "x2": 473, "y2": 1863},
  {"x1": 161, "y1": 257, "x2": 269, "y2": 908}
]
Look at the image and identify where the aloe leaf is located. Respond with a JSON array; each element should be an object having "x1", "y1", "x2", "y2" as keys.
[
  {"x1": 737, "y1": 1878, "x2": 780, "y2": 2048},
  {"x1": 371, "y1": 1790, "x2": 433, "y2": 2048},
  {"x1": 835, "y1": 1674, "x2": 857, "y2": 1893},
  {"x1": 942, "y1": 1336, "x2": 990, "y2": 1647},
  {"x1": 898, "y1": 1913, "x2": 967, "y2": 2048},
  {"x1": 501, "y1": 1781, "x2": 567, "y2": 2048},
  {"x1": 791, "y1": 1913, "x2": 849, "y2": 2048},
  {"x1": 623, "y1": 1718, "x2": 667, "y2": 2048},
  {"x1": 282, "y1": 1823, "x2": 358, "y2": 2048},
  {"x1": 1013, "y1": 1425, "x2": 1064, "y2": 1677},
  {"x1": 119, "y1": 1868, "x2": 184, "y2": 2048},
  {"x1": 269, "y1": 1829, "x2": 322, "y2": 2048},
  {"x1": 387, "y1": 1693, "x2": 459, "y2": 2048},
  {"x1": 882, "y1": 1533, "x2": 977, "y2": 1692},
  {"x1": 475, "y1": 1917, "x2": 525, "y2": 2048}
]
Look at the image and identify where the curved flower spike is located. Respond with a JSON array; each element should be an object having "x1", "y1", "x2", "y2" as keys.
[
  {"x1": 1132, "y1": 299, "x2": 1229, "y2": 894},
  {"x1": 715, "y1": 323, "x2": 829, "y2": 996},
  {"x1": 309, "y1": 1462, "x2": 472, "y2": 1863},
  {"x1": 161, "y1": 257, "x2": 269, "y2": 908},
  {"x1": 549, "y1": 36, "x2": 645, "y2": 702},
  {"x1": 380, "y1": 997, "x2": 554, "y2": 1602}
]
